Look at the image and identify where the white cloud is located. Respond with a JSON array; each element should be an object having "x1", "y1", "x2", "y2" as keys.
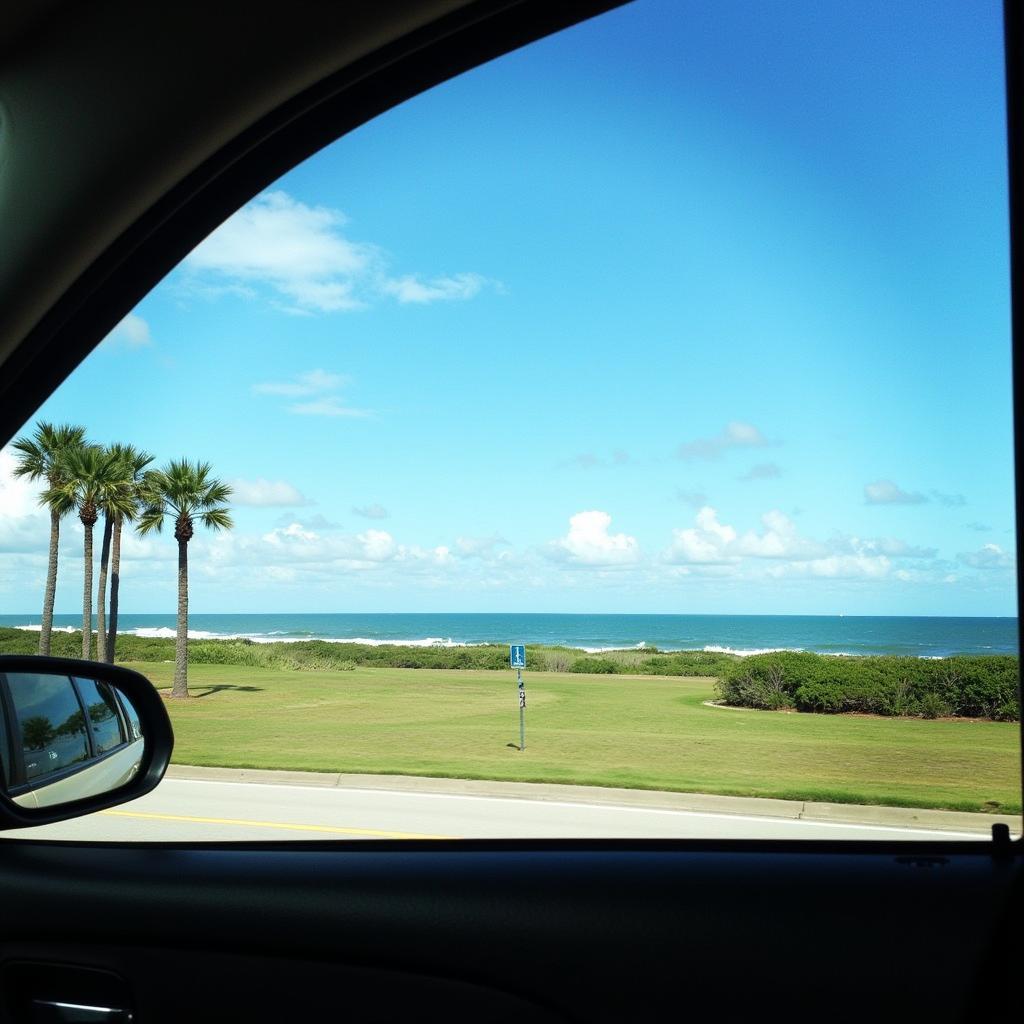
[
  {"x1": 289, "y1": 397, "x2": 370, "y2": 418},
  {"x1": 262, "y1": 522, "x2": 319, "y2": 545},
  {"x1": 275, "y1": 513, "x2": 339, "y2": 531},
  {"x1": 864, "y1": 479, "x2": 926, "y2": 505},
  {"x1": 0, "y1": 447, "x2": 50, "y2": 553},
  {"x1": 0, "y1": 447, "x2": 44, "y2": 519},
  {"x1": 796, "y1": 554, "x2": 891, "y2": 579},
  {"x1": 185, "y1": 192, "x2": 374, "y2": 313},
  {"x1": 380, "y1": 273, "x2": 485, "y2": 304},
  {"x1": 676, "y1": 421, "x2": 770, "y2": 460},
  {"x1": 218, "y1": 522, "x2": 455, "y2": 576},
  {"x1": 229, "y1": 478, "x2": 310, "y2": 507},
  {"x1": 666, "y1": 507, "x2": 738, "y2": 564},
  {"x1": 455, "y1": 534, "x2": 507, "y2": 559},
  {"x1": 357, "y1": 529, "x2": 397, "y2": 562},
  {"x1": 103, "y1": 312, "x2": 152, "y2": 349},
  {"x1": 253, "y1": 368, "x2": 369, "y2": 418},
  {"x1": 830, "y1": 535, "x2": 937, "y2": 559},
  {"x1": 253, "y1": 369, "x2": 348, "y2": 397},
  {"x1": 958, "y1": 544, "x2": 1015, "y2": 570},
  {"x1": 353, "y1": 504, "x2": 389, "y2": 520},
  {"x1": 184, "y1": 190, "x2": 494, "y2": 314},
  {"x1": 548, "y1": 510, "x2": 640, "y2": 566},
  {"x1": 666, "y1": 506, "x2": 827, "y2": 564}
]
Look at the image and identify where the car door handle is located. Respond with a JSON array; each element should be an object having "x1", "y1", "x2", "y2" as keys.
[
  {"x1": 2, "y1": 963, "x2": 133, "y2": 1024},
  {"x1": 29, "y1": 999, "x2": 132, "y2": 1023}
]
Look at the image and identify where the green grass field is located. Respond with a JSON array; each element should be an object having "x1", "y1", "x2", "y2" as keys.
[{"x1": 128, "y1": 662, "x2": 1023, "y2": 814}]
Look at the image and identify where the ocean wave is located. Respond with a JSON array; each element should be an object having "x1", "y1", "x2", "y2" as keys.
[
  {"x1": 576, "y1": 642, "x2": 650, "y2": 654},
  {"x1": 317, "y1": 636, "x2": 478, "y2": 648},
  {"x1": 4, "y1": 623, "x2": 959, "y2": 657},
  {"x1": 132, "y1": 626, "x2": 227, "y2": 640},
  {"x1": 129, "y1": 627, "x2": 477, "y2": 647},
  {"x1": 14, "y1": 624, "x2": 77, "y2": 633},
  {"x1": 703, "y1": 644, "x2": 804, "y2": 657}
]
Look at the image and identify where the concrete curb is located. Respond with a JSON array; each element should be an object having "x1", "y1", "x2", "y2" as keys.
[{"x1": 165, "y1": 764, "x2": 1020, "y2": 834}]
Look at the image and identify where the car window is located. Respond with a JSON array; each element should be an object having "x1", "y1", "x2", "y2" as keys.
[
  {"x1": 74, "y1": 677, "x2": 126, "y2": 754},
  {"x1": 0, "y1": 0, "x2": 1018, "y2": 842},
  {"x1": 118, "y1": 689, "x2": 143, "y2": 743},
  {"x1": 8, "y1": 673, "x2": 90, "y2": 783}
]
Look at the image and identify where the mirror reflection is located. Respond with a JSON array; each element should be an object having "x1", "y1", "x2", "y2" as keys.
[{"x1": 1, "y1": 671, "x2": 145, "y2": 808}]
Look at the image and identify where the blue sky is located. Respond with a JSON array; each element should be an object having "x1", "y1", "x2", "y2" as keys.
[{"x1": 0, "y1": 0, "x2": 1016, "y2": 615}]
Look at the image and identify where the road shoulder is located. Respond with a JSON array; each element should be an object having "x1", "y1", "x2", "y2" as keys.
[{"x1": 165, "y1": 764, "x2": 1020, "y2": 834}]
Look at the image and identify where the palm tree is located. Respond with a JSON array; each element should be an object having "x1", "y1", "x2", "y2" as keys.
[
  {"x1": 97, "y1": 444, "x2": 153, "y2": 663},
  {"x1": 138, "y1": 460, "x2": 232, "y2": 698},
  {"x1": 46, "y1": 445, "x2": 124, "y2": 659},
  {"x1": 10, "y1": 423, "x2": 88, "y2": 655}
]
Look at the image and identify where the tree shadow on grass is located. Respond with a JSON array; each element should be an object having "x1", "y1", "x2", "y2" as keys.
[{"x1": 192, "y1": 685, "x2": 264, "y2": 699}]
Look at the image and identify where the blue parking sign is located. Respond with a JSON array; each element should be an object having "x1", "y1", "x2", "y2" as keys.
[{"x1": 510, "y1": 644, "x2": 526, "y2": 669}]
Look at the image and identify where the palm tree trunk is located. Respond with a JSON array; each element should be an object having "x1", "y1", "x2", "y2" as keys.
[
  {"x1": 96, "y1": 514, "x2": 113, "y2": 662},
  {"x1": 82, "y1": 521, "x2": 94, "y2": 660},
  {"x1": 171, "y1": 537, "x2": 190, "y2": 698},
  {"x1": 40, "y1": 508, "x2": 60, "y2": 656},
  {"x1": 106, "y1": 518, "x2": 122, "y2": 663}
]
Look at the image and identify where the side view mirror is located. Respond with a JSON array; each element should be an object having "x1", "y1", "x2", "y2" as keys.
[{"x1": 0, "y1": 656, "x2": 173, "y2": 829}]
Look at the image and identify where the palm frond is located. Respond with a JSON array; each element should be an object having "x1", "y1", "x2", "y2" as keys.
[
  {"x1": 136, "y1": 505, "x2": 167, "y2": 535},
  {"x1": 39, "y1": 484, "x2": 78, "y2": 517},
  {"x1": 201, "y1": 481, "x2": 233, "y2": 507},
  {"x1": 135, "y1": 459, "x2": 234, "y2": 538},
  {"x1": 10, "y1": 422, "x2": 88, "y2": 483},
  {"x1": 200, "y1": 508, "x2": 233, "y2": 531}
]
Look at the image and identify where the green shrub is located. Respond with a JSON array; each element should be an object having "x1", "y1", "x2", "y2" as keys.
[
  {"x1": 917, "y1": 691, "x2": 952, "y2": 719},
  {"x1": 717, "y1": 650, "x2": 1018, "y2": 721},
  {"x1": 569, "y1": 658, "x2": 620, "y2": 674},
  {"x1": 0, "y1": 627, "x2": 1016, "y2": 720},
  {"x1": 717, "y1": 651, "x2": 823, "y2": 709},
  {"x1": 640, "y1": 651, "x2": 736, "y2": 677}
]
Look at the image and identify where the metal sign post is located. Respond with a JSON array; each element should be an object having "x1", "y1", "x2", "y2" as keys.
[{"x1": 510, "y1": 645, "x2": 526, "y2": 751}]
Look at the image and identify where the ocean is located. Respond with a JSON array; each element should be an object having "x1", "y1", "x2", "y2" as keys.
[{"x1": 1, "y1": 613, "x2": 1018, "y2": 658}]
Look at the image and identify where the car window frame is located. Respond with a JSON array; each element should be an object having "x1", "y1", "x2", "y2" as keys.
[{"x1": 0, "y1": 0, "x2": 1019, "y2": 852}]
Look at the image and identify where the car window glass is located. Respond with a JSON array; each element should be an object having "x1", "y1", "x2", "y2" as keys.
[
  {"x1": 8, "y1": 673, "x2": 89, "y2": 782},
  {"x1": 0, "y1": 0, "x2": 1018, "y2": 842},
  {"x1": 118, "y1": 691, "x2": 143, "y2": 743},
  {"x1": 74, "y1": 677, "x2": 125, "y2": 754}
]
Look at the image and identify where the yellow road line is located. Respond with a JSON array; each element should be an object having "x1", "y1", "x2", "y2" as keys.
[{"x1": 100, "y1": 809, "x2": 452, "y2": 840}]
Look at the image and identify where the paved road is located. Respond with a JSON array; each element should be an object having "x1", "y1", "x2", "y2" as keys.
[{"x1": 2, "y1": 778, "x2": 1002, "y2": 842}]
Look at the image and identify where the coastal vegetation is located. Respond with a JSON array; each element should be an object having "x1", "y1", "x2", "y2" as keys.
[
  {"x1": 0, "y1": 627, "x2": 735, "y2": 674},
  {"x1": 9, "y1": 423, "x2": 231, "y2": 697},
  {"x1": 111, "y1": 660, "x2": 1024, "y2": 814},
  {"x1": 716, "y1": 651, "x2": 1019, "y2": 721},
  {"x1": 0, "y1": 626, "x2": 1016, "y2": 722}
]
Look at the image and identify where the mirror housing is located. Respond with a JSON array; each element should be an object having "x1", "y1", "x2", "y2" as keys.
[{"x1": 0, "y1": 656, "x2": 173, "y2": 830}]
